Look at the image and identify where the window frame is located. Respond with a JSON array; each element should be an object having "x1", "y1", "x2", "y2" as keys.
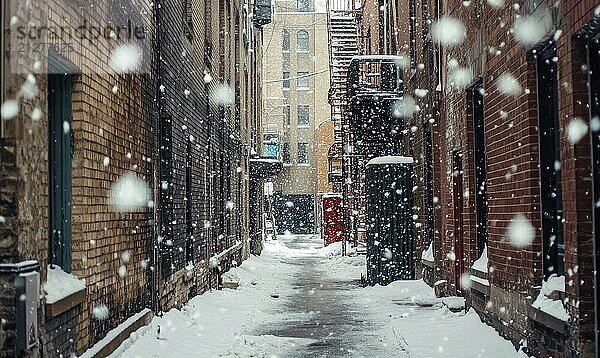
[
  {"x1": 297, "y1": 105, "x2": 310, "y2": 127},
  {"x1": 282, "y1": 142, "x2": 291, "y2": 165},
  {"x1": 282, "y1": 29, "x2": 290, "y2": 52},
  {"x1": 534, "y1": 41, "x2": 564, "y2": 279},
  {"x1": 282, "y1": 71, "x2": 290, "y2": 90},
  {"x1": 297, "y1": 30, "x2": 309, "y2": 52},
  {"x1": 297, "y1": 0, "x2": 310, "y2": 12},
  {"x1": 297, "y1": 142, "x2": 309, "y2": 165},
  {"x1": 297, "y1": 71, "x2": 309, "y2": 90}
]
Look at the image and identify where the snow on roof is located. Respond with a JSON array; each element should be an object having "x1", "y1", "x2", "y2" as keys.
[
  {"x1": 44, "y1": 265, "x2": 86, "y2": 304},
  {"x1": 367, "y1": 156, "x2": 414, "y2": 166}
]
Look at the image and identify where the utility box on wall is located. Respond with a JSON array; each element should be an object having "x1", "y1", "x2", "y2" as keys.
[
  {"x1": 16, "y1": 270, "x2": 39, "y2": 350},
  {"x1": 0, "y1": 260, "x2": 40, "y2": 352}
]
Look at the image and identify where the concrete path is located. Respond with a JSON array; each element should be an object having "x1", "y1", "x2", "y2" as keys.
[{"x1": 251, "y1": 235, "x2": 407, "y2": 357}]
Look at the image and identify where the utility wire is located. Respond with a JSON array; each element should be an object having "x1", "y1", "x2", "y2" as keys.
[{"x1": 262, "y1": 68, "x2": 329, "y2": 84}]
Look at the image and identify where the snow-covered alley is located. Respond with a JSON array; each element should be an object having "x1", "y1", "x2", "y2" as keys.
[{"x1": 110, "y1": 235, "x2": 524, "y2": 358}]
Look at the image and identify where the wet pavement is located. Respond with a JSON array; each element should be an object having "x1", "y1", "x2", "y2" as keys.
[{"x1": 251, "y1": 235, "x2": 406, "y2": 358}]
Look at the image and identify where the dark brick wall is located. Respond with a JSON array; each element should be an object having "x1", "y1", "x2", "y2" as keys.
[
  {"x1": 42, "y1": 306, "x2": 80, "y2": 358},
  {"x1": 356, "y1": 0, "x2": 599, "y2": 356}
]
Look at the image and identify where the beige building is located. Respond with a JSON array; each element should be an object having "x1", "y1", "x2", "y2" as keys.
[{"x1": 261, "y1": 0, "x2": 331, "y2": 233}]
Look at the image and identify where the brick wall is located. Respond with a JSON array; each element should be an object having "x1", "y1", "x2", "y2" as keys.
[
  {"x1": 1, "y1": 0, "x2": 264, "y2": 356},
  {"x1": 354, "y1": 0, "x2": 599, "y2": 356}
]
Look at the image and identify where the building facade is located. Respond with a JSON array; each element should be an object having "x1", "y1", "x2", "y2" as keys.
[
  {"x1": 0, "y1": 0, "x2": 270, "y2": 356},
  {"x1": 262, "y1": 0, "x2": 331, "y2": 234},
  {"x1": 349, "y1": 0, "x2": 599, "y2": 356}
]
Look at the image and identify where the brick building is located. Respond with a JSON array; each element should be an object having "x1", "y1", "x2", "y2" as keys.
[
  {"x1": 261, "y1": 0, "x2": 331, "y2": 234},
  {"x1": 351, "y1": 0, "x2": 599, "y2": 356},
  {"x1": 0, "y1": 0, "x2": 270, "y2": 356}
]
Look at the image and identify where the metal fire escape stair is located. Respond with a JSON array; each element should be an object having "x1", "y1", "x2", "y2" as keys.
[{"x1": 327, "y1": 11, "x2": 358, "y2": 146}]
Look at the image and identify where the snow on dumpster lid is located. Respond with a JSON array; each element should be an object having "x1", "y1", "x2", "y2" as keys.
[{"x1": 366, "y1": 156, "x2": 414, "y2": 166}]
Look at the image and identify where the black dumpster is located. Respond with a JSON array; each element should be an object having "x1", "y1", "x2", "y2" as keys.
[{"x1": 365, "y1": 156, "x2": 415, "y2": 286}]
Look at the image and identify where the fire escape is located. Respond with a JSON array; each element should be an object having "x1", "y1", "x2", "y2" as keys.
[{"x1": 326, "y1": 0, "x2": 360, "y2": 254}]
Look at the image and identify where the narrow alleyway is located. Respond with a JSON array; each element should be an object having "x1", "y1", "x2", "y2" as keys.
[
  {"x1": 112, "y1": 235, "x2": 522, "y2": 358},
  {"x1": 250, "y1": 235, "x2": 406, "y2": 357}
]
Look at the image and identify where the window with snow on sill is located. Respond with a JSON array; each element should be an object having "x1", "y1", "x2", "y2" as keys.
[
  {"x1": 531, "y1": 274, "x2": 569, "y2": 321},
  {"x1": 469, "y1": 244, "x2": 489, "y2": 286},
  {"x1": 43, "y1": 265, "x2": 86, "y2": 304},
  {"x1": 421, "y1": 242, "x2": 433, "y2": 262}
]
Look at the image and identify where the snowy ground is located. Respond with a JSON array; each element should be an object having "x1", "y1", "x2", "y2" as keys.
[{"x1": 108, "y1": 235, "x2": 526, "y2": 358}]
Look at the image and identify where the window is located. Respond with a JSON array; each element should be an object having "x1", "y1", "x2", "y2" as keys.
[
  {"x1": 297, "y1": 72, "x2": 309, "y2": 89},
  {"x1": 183, "y1": 0, "x2": 194, "y2": 40},
  {"x1": 185, "y1": 139, "x2": 193, "y2": 262},
  {"x1": 535, "y1": 42, "x2": 564, "y2": 279},
  {"x1": 297, "y1": 30, "x2": 309, "y2": 51},
  {"x1": 282, "y1": 142, "x2": 291, "y2": 164},
  {"x1": 282, "y1": 72, "x2": 290, "y2": 89},
  {"x1": 297, "y1": 105, "x2": 309, "y2": 126},
  {"x1": 297, "y1": 0, "x2": 309, "y2": 12},
  {"x1": 298, "y1": 143, "x2": 309, "y2": 164},
  {"x1": 282, "y1": 29, "x2": 290, "y2": 52},
  {"x1": 284, "y1": 105, "x2": 291, "y2": 125},
  {"x1": 48, "y1": 74, "x2": 73, "y2": 272},
  {"x1": 469, "y1": 80, "x2": 488, "y2": 258}
]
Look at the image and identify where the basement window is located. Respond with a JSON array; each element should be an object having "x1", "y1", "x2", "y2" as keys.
[{"x1": 535, "y1": 42, "x2": 564, "y2": 279}]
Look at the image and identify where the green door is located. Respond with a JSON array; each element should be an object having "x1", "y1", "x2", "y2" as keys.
[{"x1": 48, "y1": 74, "x2": 72, "y2": 272}]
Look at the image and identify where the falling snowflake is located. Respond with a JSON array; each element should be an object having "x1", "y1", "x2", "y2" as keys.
[
  {"x1": 110, "y1": 44, "x2": 142, "y2": 73},
  {"x1": 486, "y1": 0, "x2": 504, "y2": 8},
  {"x1": 117, "y1": 265, "x2": 127, "y2": 277},
  {"x1": 92, "y1": 304, "x2": 110, "y2": 321},
  {"x1": 19, "y1": 74, "x2": 38, "y2": 99},
  {"x1": 432, "y1": 16, "x2": 466, "y2": 46},
  {"x1": 211, "y1": 84, "x2": 233, "y2": 105},
  {"x1": 1, "y1": 100, "x2": 19, "y2": 119},
  {"x1": 109, "y1": 173, "x2": 151, "y2": 212},
  {"x1": 450, "y1": 68, "x2": 472, "y2": 89},
  {"x1": 506, "y1": 213, "x2": 535, "y2": 248},
  {"x1": 391, "y1": 96, "x2": 417, "y2": 118},
  {"x1": 496, "y1": 73, "x2": 521, "y2": 96},
  {"x1": 513, "y1": 12, "x2": 551, "y2": 46},
  {"x1": 567, "y1": 118, "x2": 588, "y2": 144},
  {"x1": 31, "y1": 108, "x2": 42, "y2": 121}
]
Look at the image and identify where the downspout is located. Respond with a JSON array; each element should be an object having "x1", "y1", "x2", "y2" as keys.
[{"x1": 152, "y1": 0, "x2": 164, "y2": 316}]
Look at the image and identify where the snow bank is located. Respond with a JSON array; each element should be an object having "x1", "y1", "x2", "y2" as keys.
[
  {"x1": 44, "y1": 265, "x2": 85, "y2": 304},
  {"x1": 531, "y1": 275, "x2": 569, "y2": 321},
  {"x1": 111, "y1": 240, "x2": 299, "y2": 358}
]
